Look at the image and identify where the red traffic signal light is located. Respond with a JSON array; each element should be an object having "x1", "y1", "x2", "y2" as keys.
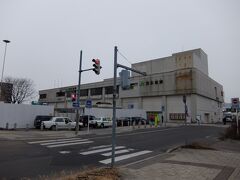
[
  {"x1": 71, "y1": 93, "x2": 76, "y2": 102},
  {"x1": 92, "y1": 59, "x2": 101, "y2": 75}
]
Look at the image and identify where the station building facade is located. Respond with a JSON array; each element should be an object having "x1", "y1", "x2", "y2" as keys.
[{"x1": 39, "y1": 49, "x2": 224, "y2": 123}]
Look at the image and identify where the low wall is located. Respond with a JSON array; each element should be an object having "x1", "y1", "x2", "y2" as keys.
[{"x1": 0, "y1": 103, "x2": 54, "y2": 129}]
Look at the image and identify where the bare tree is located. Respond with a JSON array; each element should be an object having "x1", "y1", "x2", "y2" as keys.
[{"x1": 4, "y1": 77, "x2": 36, "y2": 104}]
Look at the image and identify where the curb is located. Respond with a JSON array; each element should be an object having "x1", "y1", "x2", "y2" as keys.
[{"x1": 166, "y1": 145, "x2": 182, "y2": 153}]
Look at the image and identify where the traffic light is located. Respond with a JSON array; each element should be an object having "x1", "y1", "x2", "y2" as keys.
[
  {"x1": 92, "y1": 59, "x2": 101, "y2": 75},
  {"x1": 119, "y1": 70, "x2": 130, "y2": 90},
  {"x1": 71, "y1": 93, "x2": 76, "y2": 102}
]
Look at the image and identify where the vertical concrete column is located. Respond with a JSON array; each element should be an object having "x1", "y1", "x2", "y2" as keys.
[
  {"x1": 162, "y1": 96, "x2": 167, "y2": 125},
  {"x1": 102, "y1": 87, "x2": 105, "y2": 102},
  {"x1": 190, "y1": 94, "x2": 197, "y2": 123}
]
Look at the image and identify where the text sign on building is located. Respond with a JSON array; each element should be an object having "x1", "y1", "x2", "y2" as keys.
[
  {"x1": 231, "y1": 98, "x2": 239, "y2": 109},
  {"x1": 72, "y1": 101, "x2": 79, "y2": 108}
]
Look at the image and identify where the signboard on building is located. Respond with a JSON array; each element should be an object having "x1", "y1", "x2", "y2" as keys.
[{"x1": 169, "y1": 113, "x2": 186, "y2": 120}]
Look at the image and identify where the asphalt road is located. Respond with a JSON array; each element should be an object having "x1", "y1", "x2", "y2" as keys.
[{"x1": 0, "y1": 126, "x2": 225, "y2": 179}]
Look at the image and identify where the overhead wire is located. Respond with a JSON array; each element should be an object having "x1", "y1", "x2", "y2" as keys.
[{"x1": 117, "y1": 49, "x2": 133, "y2": 65}]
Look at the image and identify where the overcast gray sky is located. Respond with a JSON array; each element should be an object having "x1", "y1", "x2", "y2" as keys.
[{"x1": 0, "y1": 0, "x2": 239, "y2": 102}]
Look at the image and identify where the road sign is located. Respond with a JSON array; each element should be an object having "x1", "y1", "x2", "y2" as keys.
[
  {"x1": 85, "y1": 99, "x2": 92, "y2": 108},
  {"x1": 231, "y1": 98, "x2": 239, "y2": 109},
  {"x1": 72, "y1": 101, "x2": 79, "y2": 107}
]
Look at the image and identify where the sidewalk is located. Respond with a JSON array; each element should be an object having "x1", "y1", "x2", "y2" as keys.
[
  {"x1": 0, "y1": 122, "x2": 227, "y2": 141},
  {"x1": 120, "y1": 139, "x2": 240, "y2": 180}
]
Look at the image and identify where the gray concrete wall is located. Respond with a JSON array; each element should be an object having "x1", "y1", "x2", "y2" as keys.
[{"x1": 0, "y1": 103, "x2": 54, "y2": 129}]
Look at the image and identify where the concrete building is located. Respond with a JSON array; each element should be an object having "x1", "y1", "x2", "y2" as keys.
[{"x1": 39, "y1": 48, "x2": 224, "y2": 123}]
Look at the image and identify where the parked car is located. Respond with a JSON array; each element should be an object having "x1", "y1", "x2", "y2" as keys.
[
  {"x1": 34, "y1": 115, "x2": 53, "y2": 129},
  {"x1": 117, "y1": 117, "x2": 131, "y2": 126},
  {"x1": 43, "y1": 117, "x2": 83, "y2": 130},
  {"x1": 80, "y1": 115, "x2": 96, "y2": 127},
  {"x1": 89, "y1": 117, "x2": 112, "y2": 128}
]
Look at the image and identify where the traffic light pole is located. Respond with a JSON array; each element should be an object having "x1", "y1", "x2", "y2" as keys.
[
  {"x1": 75, "y1": 50, "x2": 82, "y2": 135},
  {"x1": 111, "y1": 46, "x2": 146, "y2": 167}
]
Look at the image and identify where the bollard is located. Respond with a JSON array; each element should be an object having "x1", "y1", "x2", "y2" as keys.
[
  {"x1": 128, "y1": 121, "x2": 130, "y2": 127},
  {"x1": 55, "y1": 124, "x2": 58, "y2": 131},
  {"x1": 40, "y1": 122, "x2": 44, "y2": 131},
  {"x1": 121, "y1": 120, "x2": 123, "y2": 127},
  {"x1": 6, "y1": 123, "x2": 9, "y2": 130},
  {"x1": 68, "y1": 123, "x2": 71, "y2": 131},
  {"x1": 144, "y1": 120, "x2": 147, "y2": 128},
  {"x1": 138, "y1": 121, "x2": 140, "y2": 128},
  {"x1": 14, "y1": 123, "x2": 17, "y2": 130},
  {"x1": 26, "y1": 124, "x2": 29, "y2": 131}
]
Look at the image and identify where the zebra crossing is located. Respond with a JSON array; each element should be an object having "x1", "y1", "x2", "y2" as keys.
[
  {"x1": 80, "y1": 144, "x2": 152, "y2": 165},
  {"x1": 28, "y1": 137, "x2": 93, "y2": 148},
  {"x1": 28, "y1": 138, "x2": 153, "y2": 165}
]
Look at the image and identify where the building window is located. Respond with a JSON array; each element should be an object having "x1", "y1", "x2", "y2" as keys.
[
  {"x1": 146, "y1": 81, "x2": 150, "y2": 86},
  {"x1": 56, "y1": 91, "x2": 65, "y2": 97},
  {"x1": 90, "y1": 87, "x2": 102, "y2": 96},
  {"x1": 159, "y1": 80, "x2": 163, "y2": 84},
  {"x1": 139, "y1": 81, "x2": 145, "y2": 86},
  {"x1": 105, "y1": 86, "x2": 113, "y2": 94},
  {"x1": 40, "y1": 94, "x2": 47, "y2": 99},
  {"x1": 155, "y1": 80, "x2": 158, "y2": 84},
  {"x1": 80, "y1": 89, "x2": 88, "y2": 96},
  {"x1": 150, "y1": 81, "x2": 153, "y2": 85}
]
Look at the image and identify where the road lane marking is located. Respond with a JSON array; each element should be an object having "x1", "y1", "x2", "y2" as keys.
[
  {"x1": 28, "y1": 138, "x2": 81, "y2": 144},
  {"x1": 89, "y1": 145, "x2": 112, "y2": 150},
  {"x1": 40, "y1": 139, "x2": 89, "y2": 146},
  {"x1": 59, "y1": 151, "x2": 71, "y2": 154},
  {"x1": 99, "y1": 150, "x2": 152, "y2": 164},
  {"x1": 80, "y1": 146, "x2": 125, "y2": 155},
  {"x1": 47, "y1": 141, "x2": 93, "y2": 148},
  {"x1": 101, "y1": 149, "x2": 131, "y2": 157}
]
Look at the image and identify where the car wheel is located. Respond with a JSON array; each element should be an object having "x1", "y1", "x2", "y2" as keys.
[{"x1": 51, "y1": 125, "x2": 56, "y2": 130}]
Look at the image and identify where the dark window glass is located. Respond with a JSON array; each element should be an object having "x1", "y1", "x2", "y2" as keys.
[
  {"x1": 90, "y1": 87, "x2": 102, "y2": 96},
  {"x1": 146, "y1": 81, "x2": 150, "y2": 86},
  {"x1": 159, "y1": 80, "x2": 163, "y2": 84},
  {"x1": 55, "y1": 118, "x2": 64, "y2": 122},
  {"x1": 56, "y1": 91, "x2": 65, "y2": 97},
  {"x1": 105, "y1": 86, "x2": 113, "y2": 94},
  {"x1": 80, "y1": 89, "x2": 88, "y2": 96},
  {"x1": 155, "y1": 80, "x2": 158, "y2": 84},
  {"x1": 40, "y1": 94, "x2": 47, "y2": 99}
]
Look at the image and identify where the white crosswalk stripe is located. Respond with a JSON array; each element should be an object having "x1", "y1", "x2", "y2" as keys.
[
  {"x1": 27, "y1": 137, "x2": 94, "y2": 148},
  {"x1": 80, "y1": 145, "x2": 152, "y2": 164},
  {"x1": 80, "y1": 146, "x2": 125, "y2": 155},
  {"x1": 40, "y1": 139, "x2": 88, "y2": 146},
  {"x1": 28, "y1": 138, "x2": 81, "y2": 144},
  {"x1": 99, "y1": 150, "x2": 152, "y2": 164},
  {"x1": 101, "y1": 149, "x2": 132, "y2": 157}
]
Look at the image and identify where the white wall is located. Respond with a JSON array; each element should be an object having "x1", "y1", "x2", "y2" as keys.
[
  {"x1": 0, "y1": 103, "x2": 54, "y2": 129},
  {"x1": 196, "y1": 95, "x2": 222, "y2": 123},
  {"x1": 84, "y1": 108, "x2": 146, "y2": 119}
]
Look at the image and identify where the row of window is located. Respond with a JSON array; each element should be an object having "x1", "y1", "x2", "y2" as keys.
[
  {"x1": 39, "y1": 86, "x2": 119, "y2": 99},
  {"x1": 140, "y1": 80, "x2": 163, "y2": 86}
]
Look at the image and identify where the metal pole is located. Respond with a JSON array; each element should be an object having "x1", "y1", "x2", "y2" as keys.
[
  {"x1": 111, "y1": 46, "x2": 117, "y2": 167},
  {"x1": 1, "y1": 40, "x2": 10, "y2": 100},
  {"x1": 88, "y1": 108, "x2": 90, "y2": 134},
  {"x1": 75, "y1": 50, "x2": 82, "y2": 135},
  {"x1": 237, "y1": 108, "x2": 239, "y2": 136}
]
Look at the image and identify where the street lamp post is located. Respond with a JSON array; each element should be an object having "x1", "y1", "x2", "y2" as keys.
[{"x1": 0, "y1": 40, "x2": 11, "y2": 101}]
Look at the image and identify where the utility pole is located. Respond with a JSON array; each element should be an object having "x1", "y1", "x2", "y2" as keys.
[
  {"x1": 111, "y1": 46, "x2": 117, "y2": 167},
  {"x1": 111, "y1": 46, "x2": 146, "y2": 167},
  {"x1": 75, "y1": 50, "x2": 82, "y2": 135}
]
